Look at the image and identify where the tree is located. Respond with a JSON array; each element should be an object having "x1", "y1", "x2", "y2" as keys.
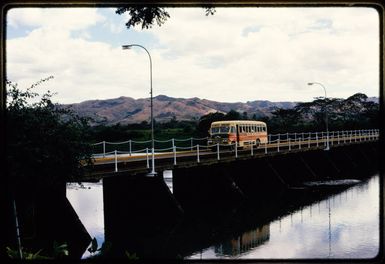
[
  {"x1": 242, "y1": 111, "x2": 248, "y2": 120},
  {"x1": 116, "y1": 5, "x2": 216, "y2": 29},
  {"x1": 269, "y1": 108, "x2": 303, "y2": 133},
  {"x1": 6, "y1": 78, "x2": 93, "y2": 196},
  {"x1": 268, "y1": 93, "x2": 379, "y2": 132},
  {"x1": 196, "y1": 112, "x2": 225, "y2": 137},
  {"x1": 361, "y1": 101, "x2": 379, "y2": 128},
  {"x1": 224, "y1": 109, "x2": 242, "y2": 120},
  {"x1": 116, "y1": 6, "x2": 170, "y2": 29}
]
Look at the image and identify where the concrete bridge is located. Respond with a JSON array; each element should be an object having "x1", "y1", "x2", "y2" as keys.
[
  {"x1": 99, "y1": 128, "x2": 380, "y2": 258},
  {"x1": 83, "y1": 129, "x2": 379, "y2": 181}
]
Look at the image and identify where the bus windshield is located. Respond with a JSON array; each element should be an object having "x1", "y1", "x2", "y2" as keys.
[{"x1": 211, "y1": 125, "x2": 230, "y2": 134}]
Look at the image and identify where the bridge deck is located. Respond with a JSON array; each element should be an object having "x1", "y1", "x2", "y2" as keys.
[{"x1": 79, "y1": 132, "x2": 379, "y2": 181}]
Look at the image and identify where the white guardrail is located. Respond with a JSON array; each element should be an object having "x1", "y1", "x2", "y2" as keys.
[{"x1": 90, "y1": 129, "x2": 379, "y2": 172}]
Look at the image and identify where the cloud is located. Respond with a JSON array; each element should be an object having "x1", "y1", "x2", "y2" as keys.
[
  {"x1": 6, "y1": 7, "x2": 379, "y2": 104},
  {"x1": 7, "y1": 8, "x2": 105, "y2": 31},
  {"x1": 149, "y1": 7, "x2": 379, "y2": 102}
]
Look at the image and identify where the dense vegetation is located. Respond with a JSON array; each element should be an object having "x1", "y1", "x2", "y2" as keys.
[
  {"x1": 6, "y1": 78, "x2": 93, "y2": 196},
  {"x1": 87, "y1": 93, "x2": 379, "y2": 143},
  {"x1": 267, "y1": 93, "x2": 379, "y2": 133}
]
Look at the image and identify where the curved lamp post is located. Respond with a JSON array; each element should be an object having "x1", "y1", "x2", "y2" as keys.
[
  {"x1": 308, "y1": 82, "x2": 330, "y2": 151},
  {"x1": 122, "y1": 44, "x2": 156, "y2": 175}
]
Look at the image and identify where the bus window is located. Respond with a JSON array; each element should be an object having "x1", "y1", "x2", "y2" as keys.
[
  {"x1": 230, "y1": 126, "x2": 235, "y2": 133},
  {"x1": 211, "y1": 127, "x2": 219, "y2": 134},
  {"x1": 220, "y1": 126, "x2": 230, "y2": 133}
]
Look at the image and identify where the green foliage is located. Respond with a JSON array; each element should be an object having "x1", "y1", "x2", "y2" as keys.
[
  {"x1": 269, "y1": 108, "x2": 303, "y2": 133},
  {"x1": 267, "y1": 93, "x2": 379, "y2": 133},
  {"x1": 224, "y1": 109, "x2": 242, "y2": 120},
  {"x1": 196, "y1": 110, "x2": 255, "y2": 137},
  {"x1": 196, "y1": 112, "x2": 225, "y2": 137},
  {"x1": 125, "y1": 251, "x2": 139, "y2": 260},
  {"x1": 86, "y1": 237, "x2": 112, "y2": 259},
  {"x1": 6, "y1": 241, "x2": 68, "y2": 260},
  {"x1": 116, "y1": 5, "x2": 215, "y2": 29},
  {"x1": 88, "y1": 119, "x2": 198, "y2": 144},
  {"x1": 6, "y1": 78, "x2": 93, "y2": 195},
  {"x1": 52, "y1": 241, "x2": 69, "y2": 258},
  {"x1": 6, "y1": 247, "x2": 49, "y2": 260},
  {"x1": 116, "y1": 6, "x2": 170, "y2": 29}
]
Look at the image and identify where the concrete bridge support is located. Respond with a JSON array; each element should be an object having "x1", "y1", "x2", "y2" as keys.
[
  {"x1": 6, "y1": 183, "x2": 91, "y2": 259},
  {"x1": 172, "y1": 142, "x2": 379, "y2": 216},
  {"x1": 103, "y1": 173, "x2": 183, "y2": 257},
  {"x1": 172, "y1": 164, "x2": 246, "y2": 218}
]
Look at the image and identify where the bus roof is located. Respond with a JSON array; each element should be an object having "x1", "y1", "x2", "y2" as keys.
[{"x1": 211, "y1": 120, "x2": 266, "y2": 126}]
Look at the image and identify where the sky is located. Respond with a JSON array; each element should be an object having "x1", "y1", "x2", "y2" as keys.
[{"x1": 5, "y1": 7, "x2": 380, "y2": 104}]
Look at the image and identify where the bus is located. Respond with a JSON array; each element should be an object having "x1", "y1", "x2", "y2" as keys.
[{"x1": 208, "y1": 120, "x2": 268, "y2": 148}]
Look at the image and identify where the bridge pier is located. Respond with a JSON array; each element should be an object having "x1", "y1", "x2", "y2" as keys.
[
  {"x1": 325, "y1": 143, "x2": 379, "y2": 179},
  {"x1": 172, "y1": 164, "x2": 246, "y2": 219},
  {"x1": 6, "y1": 183, "x2": 91, "y2": 259},
  {"x1": 103, "y1": 172, "x2": 183, "y2": 257},
  {"x1": 227, "y1": 158, "x2": 287, "y2": 201}
]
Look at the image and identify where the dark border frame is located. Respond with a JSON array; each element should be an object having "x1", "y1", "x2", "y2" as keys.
[{"x1": 1, "y1": 1, "x2": 383, "y2": 263}]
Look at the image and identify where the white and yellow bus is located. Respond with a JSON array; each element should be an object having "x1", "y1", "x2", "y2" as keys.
[{"x1": 208, "y1": 120, "x2": 268, "y2": 148}]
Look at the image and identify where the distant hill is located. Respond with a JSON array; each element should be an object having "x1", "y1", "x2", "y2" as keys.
[{"x1": 66, "y1": 95, "x2": 297, "y2": 125}]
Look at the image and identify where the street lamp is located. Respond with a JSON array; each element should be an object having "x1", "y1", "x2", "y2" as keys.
[
  {"x1": 308, "y1": 82, "x2": 330, "y2": 151},
  {"x1": 122, "y1": 44, "x2": 156, "y2": 176}
]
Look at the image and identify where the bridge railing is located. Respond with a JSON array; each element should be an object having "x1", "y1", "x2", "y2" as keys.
[
  {"x1": 91, "y1": 136, "x2": 209, "y2": 157},
  {"x1": 91, "y1": 129, "x2": 379, "y2": 172}
]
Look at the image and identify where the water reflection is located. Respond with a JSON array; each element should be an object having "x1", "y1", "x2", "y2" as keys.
[
  {"x1": 163, "y1": 170, "x2": 173, "y2": 193},
  {"x1": 66, "y1": 175, "x2": 379, "y2": 259},
  {"x1": 189, "y1": 175, "x2": 379, "y2": 259},
  {"x1": 215, "y1": 224, "x2": 270, "y2": 257},
  {"x1": 66, "y1": 181, "x2": 104, "y2": 259}
]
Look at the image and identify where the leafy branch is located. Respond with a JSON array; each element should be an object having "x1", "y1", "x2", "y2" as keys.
[{"x1": 116, "y1": 4, "x2": 216, "y2": 29}]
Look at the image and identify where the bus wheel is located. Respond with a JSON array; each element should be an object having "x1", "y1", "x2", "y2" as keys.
[{"x1": 255, "y1": 139, "x2": 261, "y2": 148}]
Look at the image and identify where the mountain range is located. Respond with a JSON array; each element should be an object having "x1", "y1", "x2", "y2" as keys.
[
  {"x1": 66, "y1": 95, "x2": 379, "y2": 126},
  {"x1": 66, "y1": 95, "x2": 297, "y2": 125}
]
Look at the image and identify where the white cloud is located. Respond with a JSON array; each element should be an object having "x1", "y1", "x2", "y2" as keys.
[
  {"x1": 6, "y1": 7, "x2": 379, "y2": 104},
  {"x1": 149, "y1": 7, "x2": 379, "y2": 102},
  {"x1": 7, "y1": 8, "x2": 105, "y2": 31}
]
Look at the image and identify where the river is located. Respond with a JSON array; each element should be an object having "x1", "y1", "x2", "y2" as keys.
[{"x1": 66, "y1": 172, "x2": 379, "y2": 259}]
